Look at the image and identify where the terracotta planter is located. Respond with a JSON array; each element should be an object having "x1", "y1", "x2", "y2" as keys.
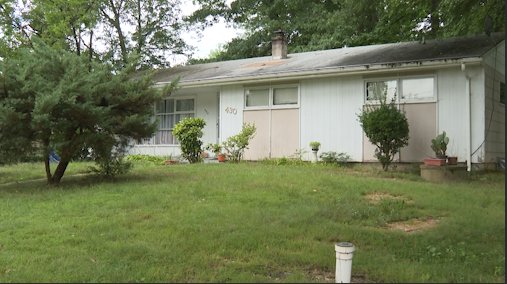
[
  {"x1": 423, "y1": 158, "x2": 446, "y2": 166},
  {"x1": 447, "y1": 156, "x2": 458, "y2": 165},
  {"x1": 217, "y1": 154, "x2": 226, "y2": 162}
]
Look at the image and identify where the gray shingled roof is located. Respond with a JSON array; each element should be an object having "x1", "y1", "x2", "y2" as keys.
[{"x1": 152, "y1": 33, "x2": 504, "y2": 85}]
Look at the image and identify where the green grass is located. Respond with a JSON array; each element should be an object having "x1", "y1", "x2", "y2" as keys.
[{"x1": 0, "y1": 162, "x2": 504, "y2": 282}]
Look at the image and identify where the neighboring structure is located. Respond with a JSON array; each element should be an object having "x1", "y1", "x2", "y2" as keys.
[{"x1": 130, "y1": 32, "x2": 505, "y2": 170}]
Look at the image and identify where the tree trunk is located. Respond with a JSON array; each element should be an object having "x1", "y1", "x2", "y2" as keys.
[
  {"x1": 88, "y1": 30, "x2": 94, "y2": 64},
  {"x1": 109, "y1": 0, "x2": 128, "y2": 65},
  {"x1": 429, "y1": 0, "x2": 440, "y2": 38},
  {"x1": 50, "y1": 159, "x2": 70, "y2": 185},
  {"x1": 44, "y1": 155, "x2": 52, "y2": 184},
  {"x1": 135, "y1": 0, "x2": 143, "y2": 55}
]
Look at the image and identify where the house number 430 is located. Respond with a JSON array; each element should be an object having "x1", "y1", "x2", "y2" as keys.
[{"x1": 225, "y1": 107, "x2": 237, "y2": 115}]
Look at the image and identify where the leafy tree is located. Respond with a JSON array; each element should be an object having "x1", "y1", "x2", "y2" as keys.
[
  {"x1": 186, "y1": 0, "x2": 505, "y2": 62},
  {"x1": 99, "y1": 0, "x2": 188, "y2": 69},
  {"x1": 0, "y1": 0, "x2": 188, "y2": 68},
  {"x1": 172, "y1": 117, "x2": 206, "y2": 164},
  {"x1": 0, "y1": 40, "x2": 169, "y2": 184},
  {"x1": 358, "y1": 95, "x2": 409, "y2": 171}
]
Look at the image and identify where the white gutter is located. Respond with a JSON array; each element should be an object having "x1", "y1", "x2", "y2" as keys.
[
  {"x1": 461, "y1": 62, "x2": 472, "y2": 172},
  {"x1": 154, "y1": 57, "x2": 483, "y2": 89}
]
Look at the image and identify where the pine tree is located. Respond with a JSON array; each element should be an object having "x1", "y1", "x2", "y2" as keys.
[{"x1": 0, "y1": 39, "x2": 167, "y2": 184}]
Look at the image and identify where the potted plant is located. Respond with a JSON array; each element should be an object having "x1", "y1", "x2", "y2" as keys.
[
  {"x1": 424, "y1": 131, "x2": 449, "y2": 166},
  {"x1": 309, "y1": 141, "x2": 321, "y2": 163},
  {"x1": 205, "y1": 143, "x2": 225, "y2": 162},
  {"x1": 447, "y1": 155, "x2": 458, "y2": 165}
]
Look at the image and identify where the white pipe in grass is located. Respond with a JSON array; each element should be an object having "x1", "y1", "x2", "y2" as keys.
[{"x1": 335, "y1": 242, "x2": 355, "y2": 283}]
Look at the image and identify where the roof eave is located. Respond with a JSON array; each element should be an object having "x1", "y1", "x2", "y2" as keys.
[{"x1": 153, "y1": 57, "x2": 483, "y2": 89}]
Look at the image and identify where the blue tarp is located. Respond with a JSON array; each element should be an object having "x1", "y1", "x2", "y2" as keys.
[{"x1": 49, "y1": 150, "x2": 60, "y2": 163}]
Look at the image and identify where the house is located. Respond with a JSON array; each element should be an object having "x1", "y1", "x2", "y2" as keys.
[{"x1": 129, "y1": 31, "x2": 505, "y2": 171}]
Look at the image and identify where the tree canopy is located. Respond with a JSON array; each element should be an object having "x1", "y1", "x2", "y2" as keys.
[
  {"x1": 0, "y1": 40, "x2": 167, "y2": 184},
  {"x1": 0, "y1": 0, "x2": 189, "y2": 69},
  {"x1": 186, "y1": 0, "x2": 505, "y2": 62}
]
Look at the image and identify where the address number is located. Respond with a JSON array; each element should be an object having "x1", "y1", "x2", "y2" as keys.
[{"x1": 225, "y1": 107, "x2": 237, "y2": 115}]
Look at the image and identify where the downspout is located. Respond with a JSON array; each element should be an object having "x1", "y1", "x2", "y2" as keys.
[{"x1": 461, "y1": 63, "x2": 472, "y2": 172}]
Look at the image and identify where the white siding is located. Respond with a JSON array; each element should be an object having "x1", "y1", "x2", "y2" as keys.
[
  {"x1": 219, "y1": 85, "x2": 244, "y2": 142},
  {"x1": 437, "y1": 66, "x2": 485, "y2": 163},
  {"x1": 195, "y1": 91, "x2": 219, "y2": 144},
  {"x1": 300, "y1": 76, "x2": 364, "y2": 161}
]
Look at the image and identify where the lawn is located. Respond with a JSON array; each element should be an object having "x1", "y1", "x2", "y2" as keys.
[{"x1": 0, "y1": 161, "x2": 504, "y2": 283}]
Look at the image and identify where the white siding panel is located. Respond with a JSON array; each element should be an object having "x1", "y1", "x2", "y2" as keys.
[
  {"x1": 195, "y1": 91, "x2": 219, "y2": 144},
  {"x1": 300, "y1": 76, "x2": 364, "y2": 161},
  {"x1": 437, "y1": 66, "x2": 485, "y2": 163},
  {"x1": 219, "y1": 85, "x2": 244, "y2": 142},
  {"x1": 128, "y1": 145, "x2": 181, "y2": 157}
]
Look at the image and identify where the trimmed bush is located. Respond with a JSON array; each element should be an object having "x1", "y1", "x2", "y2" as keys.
[
  {"x1": 358, "y1": 97, "x2": 409, "y2": 171},
  {"x1": 172, "y1": 117, "x2": 206, "y2": 163}
]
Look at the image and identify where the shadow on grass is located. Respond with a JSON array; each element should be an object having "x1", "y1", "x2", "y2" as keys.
[{"x1": 0, "y1": 167, "x2": 190, "y2": 194}]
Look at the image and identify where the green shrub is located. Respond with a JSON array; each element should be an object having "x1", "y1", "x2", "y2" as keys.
[
  {"x1": 319, "y1": 151, "x2": 351, "y2": 166},
  {"x1": 222, "y1": 123, "x2": 256, "y2": 162},
  {"x1": 90, "y1": 152, "x2": 133, "y2": 178},
  {"x1": 127, "y1": 154, "x2": 166, "y2": 164},
  {"x1": 172, "y1": 117, "x2": 206, "y2": 163},
  {"x1": 358, "y1": 96, "x2": 409, "y2": 171}
]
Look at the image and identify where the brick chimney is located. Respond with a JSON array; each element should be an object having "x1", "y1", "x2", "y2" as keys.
[{"x1": 271, "y1": 30, "x2": 287, "y2": 59}]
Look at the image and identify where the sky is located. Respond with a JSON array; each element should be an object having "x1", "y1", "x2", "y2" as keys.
[{"x1": 176, "y1": 0, "x2": 244, "y2": 65}]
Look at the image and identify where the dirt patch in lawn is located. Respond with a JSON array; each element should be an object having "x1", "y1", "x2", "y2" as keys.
[
  {"x1": 364, "y1": 192, "x2": 413, "y2": 204},
  {"x1": 387, "y1": 217, "x2": 440, "y2": 233},
  {"x1": 308, "y1": 268, "x2": 376, "y2": 283}
]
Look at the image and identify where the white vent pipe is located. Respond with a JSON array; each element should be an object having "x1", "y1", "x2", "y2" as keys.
[{"x1": 335, "y1": 242, "x2": 355, "y2": 283}]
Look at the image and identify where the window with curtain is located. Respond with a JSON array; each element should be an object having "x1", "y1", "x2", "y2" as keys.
[{"x1": 139, "y1": 98, "x2": 195, "y2": 145}]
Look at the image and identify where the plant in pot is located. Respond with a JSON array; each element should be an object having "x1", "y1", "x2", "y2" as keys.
[
  {"x1": 309, "y1": 141, "x2": 321, "y2": 163},
  {"x1": 205, "y1": 143, "x2": 225, "y2": 162},
  {"x1": 425, "y1": 131, "x2": 449, "y2": 166}
]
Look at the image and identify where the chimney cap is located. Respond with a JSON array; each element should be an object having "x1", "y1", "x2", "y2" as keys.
[{"x1": 273, "y1": 30, "x2": 285, "y2": 38}]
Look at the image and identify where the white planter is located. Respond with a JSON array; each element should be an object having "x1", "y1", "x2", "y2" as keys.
[{"x1": 312, "y1": 150, "x2": 318, "y2": 163}]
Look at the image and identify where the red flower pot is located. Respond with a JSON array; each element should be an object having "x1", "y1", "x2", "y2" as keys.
[
  {"x1": 217, "y1": 154, "x2": 226, "y2": 162},
  {"x1": 423, "y1": 158, "x2": 446, "y2": 166}
]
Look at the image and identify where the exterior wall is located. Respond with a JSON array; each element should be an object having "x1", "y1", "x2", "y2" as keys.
[
  {"x1": 399, "y1": 103, "x2": 437, "y2": 161},
  {"x1": 437, "y1": 65, "x2": 485, "y2": 164},
  {"x1": 243, "y1": 110, "x2": 270, "y2": 160},
  {"x1": 483, "y1": 41, "x2": 505, "y2": 164},
  {"x1": 300, "y1": 76, "x2": 364, "y2": 161},
  {"x1": 219, "y1": 85, "x2": 244, "y2": 142}
]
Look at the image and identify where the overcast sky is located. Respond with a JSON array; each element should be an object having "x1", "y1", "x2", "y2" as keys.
[{"x1": 176, "y1": 0, "x2": 244, "y2": 65}]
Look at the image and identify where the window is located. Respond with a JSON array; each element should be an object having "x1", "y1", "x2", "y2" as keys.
[
  {"x1": 500, "y1": 82, "x2": 505, "y2": 104},
  {"x1": 245, "y1": 85, "x2": 298, "y2": 108},
  {"x1": 401, "y1": 78, "x2": 434, "y2": 101},
  {"x1": 365, "y1": 77, "x2": 434, "y2": 103},
  {"x1": 273, "y1": 87, "x2": 298, "y2": 105},
  {"x1": 366, "y1": 80, "x2": 397, "y2": 102},
  {"x1": 246, "y1": 89, "x2": 269, "y2": 107},
  {"x1": 140, "y1": 98, "x2": 194, "y2": 145}
]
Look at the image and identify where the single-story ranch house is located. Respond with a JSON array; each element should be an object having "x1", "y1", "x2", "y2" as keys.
[{"x1": 129, "y1": 32, "x2": 505, "y2": 171}]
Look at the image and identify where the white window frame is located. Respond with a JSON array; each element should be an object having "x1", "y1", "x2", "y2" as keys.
[
  {"x1": 364, "y1": 75, "x2": 437, "y2": 105},
  {"x1": 244, "y1": 84, "x2": 300, "y2": 110}
]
